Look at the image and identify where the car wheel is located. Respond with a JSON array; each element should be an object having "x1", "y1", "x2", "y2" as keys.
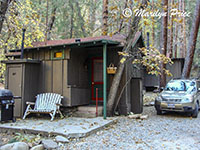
[
  {"x1": 192, "y1": 103, "x2": 199, "y2": 118},
  {"x1": 156, "y1": 109, "x2": 163, "y2": 115}
]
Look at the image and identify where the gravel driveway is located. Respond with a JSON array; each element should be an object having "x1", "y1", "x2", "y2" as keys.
[{"x1": 63, "y1": 106, "x2": 200, "y2": 150}]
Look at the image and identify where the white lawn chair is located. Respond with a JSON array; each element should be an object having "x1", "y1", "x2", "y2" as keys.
[{"x1": 23, "y1": 93, "x2": 63, "y2": 121}]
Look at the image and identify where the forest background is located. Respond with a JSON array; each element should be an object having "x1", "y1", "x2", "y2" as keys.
[{"x1": 0, "y1": 0, "x2": 199, "y2": 84}]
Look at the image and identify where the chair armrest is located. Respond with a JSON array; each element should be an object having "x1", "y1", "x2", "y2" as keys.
[
  {"x1": 56, "y1": 103, "x2": 62, "y2": 106},
  {"x1": 26, "y1": 102, "x2": 35, "y2": 105}
]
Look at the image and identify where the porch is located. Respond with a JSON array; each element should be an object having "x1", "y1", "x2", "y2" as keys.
[
  {"x1": 0, "y1": 117, "x2": 117, "y2": 138},
  {"x1": 3, "y1": 39, "x2": 122, "y2": 119}
]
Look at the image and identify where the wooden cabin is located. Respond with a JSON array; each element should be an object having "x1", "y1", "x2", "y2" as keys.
[
  {"x1": 3, "y1": 32, "x2": 145, "y2": 117},
  {"x1": 144, "y1": 58, "x2": 185, "y2": 91}
]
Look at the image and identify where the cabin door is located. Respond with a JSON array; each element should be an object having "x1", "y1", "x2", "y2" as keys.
[
  {"x1": 7, "y1": 65, "x2": 22, "y2": 117},
  {"x1": 91, "y1": 58, "x2": 103, "y2": 101}
]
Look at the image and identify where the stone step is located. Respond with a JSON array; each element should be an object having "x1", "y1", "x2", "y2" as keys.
[{"x1": 73, "y1": 106, "x2": 103, "y2": 118}]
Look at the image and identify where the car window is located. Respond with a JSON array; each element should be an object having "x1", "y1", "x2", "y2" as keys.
[
  {"x1": 165, "y1": 80, "x2": 197, "y2": 92},
  {"x1": 185, "y1": 81, "x2": 197, "y2": 93},
  {"x1": 165, "y1": 81, "x2": 186, "y2": 91}
]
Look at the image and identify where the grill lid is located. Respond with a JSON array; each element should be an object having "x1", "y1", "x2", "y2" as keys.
[{"x1": 0, "y1": 89, "x2": 13, "y2": 99}]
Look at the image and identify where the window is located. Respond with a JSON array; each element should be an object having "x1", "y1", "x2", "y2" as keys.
[{"x1": 51, "y1": 50, "x2": 64, "y2": 59}]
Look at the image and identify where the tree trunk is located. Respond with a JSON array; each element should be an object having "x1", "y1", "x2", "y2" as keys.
[
  {"x1": 102, "y1": 0, "x2": 108, "y2": 35},
  {"x1": 117, "y1": 0, "x2": 128, "y2": 33},
  {"x1": 90, "y1": 0, "x2": 97, "y2": 35},
  {"x1": 179, "y1": 0, "x2": 184, "y2": 58},
  {"x1": 75, "y1": 1, "x2": 87, "y2": 37},
  {"x1": 47, "y1": 7, "x2": 57, "y2": 40},
  {"x1": 107, "y1": 0, "x2": 148, "y2": 116},
  {"x1": 69, "y1": 0, "x2": 74, "y2": 38},
  {"x1": 0, "y1": 0, "x2": 12, "y2": 34},
  {"x1": 128, "y1": 0, "x2": 133, "y2": 34},
  {"x1": 152, "y1": 0, "x2": 155, "y2": 47},
  {"x1": 160, "y1": 0, "x2": 168, "y2": 87},
  {"x1": 174, "y1": 14, "x2": 178, "y2": 58},
  {"x1": 45, "y1": 0, "x2": 49, "y2": 42},
  {"x1": 182, "y1": 0, "x2": 187, "y2": 57},
  {"x1": 182, "y1": 0, "x2": 200, "y2": 78},
  {"x1": 169, "y1": 0, "x2": 174, "y2": 58}
]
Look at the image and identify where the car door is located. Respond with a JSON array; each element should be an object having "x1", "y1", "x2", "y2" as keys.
[{"x1": 196, "y1": 81, "x2": 200, "y2": 102}]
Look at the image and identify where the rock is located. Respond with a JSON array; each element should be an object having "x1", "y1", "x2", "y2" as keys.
[
  {"x1": 144, "y1": 101, "x2": 155, "y2": 106},
  {"x1": 55, "y1": 136, "x2": 69, "y2": 143},
  {"x1": 0, "y1": 142, "x2": 29, "y2": 150},
  {"x1": 96, "y1": 131, "x2": 103, "y2": 135},
  {"x1": 42, "y1": 139, "x2": 58, "y2": 150},
  {"x1": 140, "y1": 115, "x2": 148, "y2": 120},
  {"x1": 128, "y1": 114, "x2": 142, "y2": 119},
  {"x1": 128, "y1": 114, "x2": 148, "y2": 120},
  {"x1": 150, "y1": 101, "x2": 155, "y2": 106},
  {"x1": 30, "y1": 144, "x2": 44, "y2": 150}
]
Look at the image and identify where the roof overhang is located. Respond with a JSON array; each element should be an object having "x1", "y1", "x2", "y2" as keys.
[
  {"x1": 1, "y1": 59, "x2": 41, "y2": 64},
  {"x1": 9, "y1": 39, "x2": 121, "y2": 53}
]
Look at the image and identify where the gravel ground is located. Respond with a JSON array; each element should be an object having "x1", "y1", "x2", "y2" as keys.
[
  {"x1": 61, "y1": 106, "x2": 200, "y2": 150},
  {"x1": 1, "y1": 100, "x2": 200, "y2": 149}
]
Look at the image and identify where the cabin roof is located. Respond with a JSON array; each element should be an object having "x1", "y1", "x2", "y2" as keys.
[
  {"x1": 32, "y1": 34, "x2": 126, "y2": 48},
  {"x1": 6, "y1": 32, "x2": 142, "y2": 57}
]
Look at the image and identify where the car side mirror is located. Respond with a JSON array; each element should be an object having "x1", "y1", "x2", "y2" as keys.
[
  {"x1": 153, "y1": 89, "x2": 160, "y2": 93},
  {"x1": 153, "y1": 87, "x2": 164, "y2": 93}
]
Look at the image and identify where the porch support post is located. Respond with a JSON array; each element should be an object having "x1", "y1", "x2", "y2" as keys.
[{"x1": 103, "y1": 43, "x2": 107, "y2": 119}]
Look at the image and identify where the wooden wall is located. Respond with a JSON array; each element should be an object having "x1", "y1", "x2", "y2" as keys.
[
  {"x1": 24, "y1": 47, "x2": 90, "y2": 107},
  {"x1": 5, "y1": 62, "x2": 40, "y2": 117},
  {"x1": 144, "y1": 58, "x2": 185, "y2": 88}
]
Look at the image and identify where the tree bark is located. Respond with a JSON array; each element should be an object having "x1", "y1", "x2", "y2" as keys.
[
  {"x1": 102, "y1": 0, "x2": 108, "y2": 35},
  {"x1": 160, "y1": 0, "x2": 168, "y2": 87},
  {"x1": 152, "y1": 0, "x2": 155, "y2": 47},
  {"x1": 75, "y1": 1, "x2": 87, "y2": 37},
  {"x1": 47, "y1": 7, "x2": 57, "y2": 40},
  {"x1": 69, "y1": 0, "x2": 74, "y2": 38},
  {"x1": 0, "y1": 0, "x2": 12, "y2": 34},
  {"x1": 45, "y1": 0, "x2": 49, "y2": 42},
  {"x1": 90, "y1": 0, "x2": 97, "y2": 35},
  {"x1": 174, "y1": 14, "x2": 178, "y2": 58},
  {"x1": 169, "y1": 0, "x2": 174, "y2": 58},
  {"x1": 178, "y1": 0, "x2": 184, "y2": 58},
  {"x1": 107, "y1": 0, "x2": 148, "y2": 116},
  {"x1": 128, "y1": 0, "x2": 133, "y2": 34},
  {"x1": 182, "y1": 0, "x2": 200, "y2": 78},
  {"x1": 182, "y1": 0, "x2": 187, "y2": 58},
  {"x1": 117, "y1": 0, "x2": 128, "y2": 33}
]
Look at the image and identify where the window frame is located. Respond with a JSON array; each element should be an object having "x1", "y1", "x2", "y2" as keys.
[{"x1": 51, "y1": 49, "x2": 65, "y2": 60}]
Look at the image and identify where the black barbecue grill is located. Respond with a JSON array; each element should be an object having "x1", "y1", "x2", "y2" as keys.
[{"x1": 0, "y1": 89, "x2": 15, "y2": 122}]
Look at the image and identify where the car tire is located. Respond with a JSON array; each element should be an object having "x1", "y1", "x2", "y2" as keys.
[{"x1": 192, "y1": 103, "x2": 199, "y2": 118}]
